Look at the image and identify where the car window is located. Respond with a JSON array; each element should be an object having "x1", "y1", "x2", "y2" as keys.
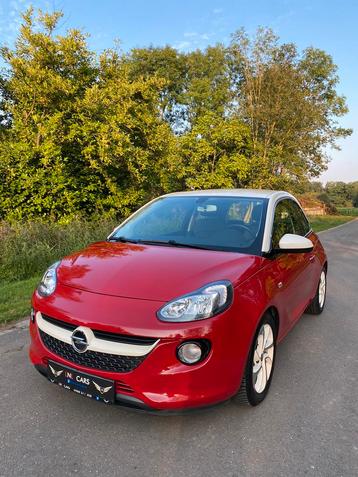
[
  {"x1": 272, "y1": 199, "x2": 311, "y2": 249},
  {"x1": 271, "y1": 200, "x2": 295, "y2": 248},
  {"x1": 288, "y1": 201, "x2": 311, "y2": 236}
]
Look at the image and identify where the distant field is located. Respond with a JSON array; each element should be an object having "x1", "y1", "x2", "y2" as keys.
[
  {"x1": 308, "y1": 215, "x2": 356, "y2": 233},
  {"x1": 337, "y1": 207, "x2": 358, "y2": 216}
]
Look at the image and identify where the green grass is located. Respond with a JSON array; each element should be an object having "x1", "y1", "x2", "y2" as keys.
[
  {"x1": 0, "y1": 275, "x2": 40, "y2": 325},
  {"x1": 308, "y1": 215, "x2": 356, "y2": 232},
  {"x1": 337, "y1": 207, "x2": 358, "y2": 216},
  {"x1": 0, "y1": 218, "x2": 118, "y2": 282}
]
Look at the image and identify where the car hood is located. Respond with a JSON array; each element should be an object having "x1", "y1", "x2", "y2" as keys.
[{"x1": 57, "y1": 241, "x2": 264, "y2": 302}]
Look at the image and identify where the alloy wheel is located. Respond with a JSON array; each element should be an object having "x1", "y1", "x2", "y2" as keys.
[
  {"x1": 318, "y1": 271, "x2": 326, "y2": 308},
  {"x1": 252, "y1": 323, "x2": 275, "y2": 394}
]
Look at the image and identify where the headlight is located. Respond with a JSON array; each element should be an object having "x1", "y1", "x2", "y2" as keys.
[
  {"x1": 37, "y1": 261, "x2": 61, "y2": 297},
  {"x1": 157, "y1": 280, "x2": 233, "y2": 322}
]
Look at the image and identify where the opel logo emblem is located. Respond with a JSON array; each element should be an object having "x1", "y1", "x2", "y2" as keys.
[{"x1": 71, "y1": 328, "x2": 89, "y2": 353}]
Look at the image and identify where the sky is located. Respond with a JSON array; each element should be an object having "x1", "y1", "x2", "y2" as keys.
[{"x1": 0, "y1": 0, "x2": 357, "y2": 183}]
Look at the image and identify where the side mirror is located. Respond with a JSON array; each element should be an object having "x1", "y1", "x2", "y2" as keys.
[{"x1": 278, "y1": 233, "x2": 313, "y2": 253}]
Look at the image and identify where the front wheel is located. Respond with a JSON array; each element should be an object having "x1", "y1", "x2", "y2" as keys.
[
  {"x1": 306, "y1": 268, "x2": 327, "y2": 315},
  {"x1": 236, "y1": 313, "x2": 277, "y2": 406}
]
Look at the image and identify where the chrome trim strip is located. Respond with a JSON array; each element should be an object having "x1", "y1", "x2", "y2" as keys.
[
  {"x1": 36, "y1": 312, "x2": 159, "y2": 357},
  {"x1": 37, "y1": 312, "x2": 73, "y2": 345}
]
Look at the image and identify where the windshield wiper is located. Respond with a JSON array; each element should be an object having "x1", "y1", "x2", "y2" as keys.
[
  {"x1": 109, "y1": 236, "x2": 138, "y2": 244},
  {"x1": 137, "y1": 239, "x2": 213, "y2": 250}
]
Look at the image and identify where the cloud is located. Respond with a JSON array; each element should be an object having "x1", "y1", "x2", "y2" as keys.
[
  {"x1": 174, "y1": 40, "x2": 192, "y2": 51},
  {"x1": 173, "y1": 31, "x2": 213, "y2": 52},
  {"x1": 184, "y1": 32, "x2": 198, "y2": 38},
  {"x1": 213, "y1": 8, "x2": 223, "y2": 14},
  {"x1": 0, "y1": 0, "x2": 51, "y2": 47},
  {"x1": 0, "y1": 0, "x2": 30, "y2": 45}
]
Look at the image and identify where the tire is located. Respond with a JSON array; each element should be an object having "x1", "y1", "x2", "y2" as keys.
[
  {"x1": 236, "y1": 313, "x2": 277, "y2": 406},
  {"x1": 305, "y1": 267, "x2": 327, "y2": 315}
]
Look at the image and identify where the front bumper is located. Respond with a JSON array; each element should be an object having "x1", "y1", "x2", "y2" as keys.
[
  {"x1": 33, "y1": 363, "x2": 231, "y2": 414},
  {"x1": 29, "y1": 285, "x2": 248, "y2": 411}
]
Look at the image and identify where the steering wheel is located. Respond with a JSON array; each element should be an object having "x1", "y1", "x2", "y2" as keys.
[{"x1": 227, "y1": 223, "x2": 256, "y2": 242}]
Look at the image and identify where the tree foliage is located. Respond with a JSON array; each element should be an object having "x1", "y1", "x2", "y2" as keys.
[
  {"x1": 0, "y1": 9, "x2": 352, "y2": 221},
  {"x1": 228, "y1": 28, "x2": 351, "y2": 182},
  {"x1": 0, "y1": 9, "x2": 174, "y2": 220},
  {"x1": 325, "y1": 181, "x2": 358, "y2": 207}
]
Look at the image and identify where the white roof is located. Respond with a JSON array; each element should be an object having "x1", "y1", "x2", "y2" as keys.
[{"x1": 165, "y1": 189, "x2": 292, "y2": 200}]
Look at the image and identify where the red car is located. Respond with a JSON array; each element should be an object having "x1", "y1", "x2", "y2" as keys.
[{"x1": 29, "y1": 190, "x2": 327, "y2": 411}]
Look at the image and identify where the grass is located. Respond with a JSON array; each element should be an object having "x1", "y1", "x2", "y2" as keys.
[
  {"x1": 0, "y1": 275, "x2": 40, "y2": 325},
  {"x1": 337, "y1": 207, "x2": 358, "y2": 216},
  {"x1": 0, "y1": 218, "x2": 118, "y2": 282},
  {"x1": 308, "y1": 215, "x2": 356, "y2": 232}
]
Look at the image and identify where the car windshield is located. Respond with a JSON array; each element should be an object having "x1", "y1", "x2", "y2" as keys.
[{"x1": 110, "y1": 196, "x2": 268, "y2": 255}]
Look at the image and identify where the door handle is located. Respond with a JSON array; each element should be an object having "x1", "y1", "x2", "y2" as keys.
[{"x1": 309, "y1": 255, "x2": 315, "y2": 262}]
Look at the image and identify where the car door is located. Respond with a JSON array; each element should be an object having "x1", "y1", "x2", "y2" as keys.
[{"x1": 269, "y1": 199, "x2": 314, "y2": 331}]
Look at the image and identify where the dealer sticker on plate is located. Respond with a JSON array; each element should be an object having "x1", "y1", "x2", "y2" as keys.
[{"x1": 47, "y1": 360, "x2": 115, "y2": 404}]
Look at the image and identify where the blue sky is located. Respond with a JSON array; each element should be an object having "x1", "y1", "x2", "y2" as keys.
[{"x1": 1, "y1": 0, "x2": 357, "y2": 183}]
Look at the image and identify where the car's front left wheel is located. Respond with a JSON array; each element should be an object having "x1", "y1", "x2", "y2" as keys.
[{"x1": 236, "y1": 313, "x2": 277, "y2": 406}]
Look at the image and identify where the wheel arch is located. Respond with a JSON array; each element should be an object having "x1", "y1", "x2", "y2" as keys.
[{"x1": 265, "y1": 306, "x2": 280, "y2": 338}]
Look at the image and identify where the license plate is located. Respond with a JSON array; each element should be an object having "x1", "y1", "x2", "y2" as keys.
[{"x1": 47, "y1": 360, "x2": 115, "y2": 404}]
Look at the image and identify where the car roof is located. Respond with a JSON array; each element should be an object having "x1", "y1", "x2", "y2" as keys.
[{"x1": 164, "y1": 189, "x2": 293, "y2": 200}]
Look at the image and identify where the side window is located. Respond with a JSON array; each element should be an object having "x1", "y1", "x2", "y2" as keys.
[
  {"x1": 288, "y1": 201, "x2": 310, "y2": 236},
  {"x1": 271, "y1": 200, "x2": 295, "y2": 248}
]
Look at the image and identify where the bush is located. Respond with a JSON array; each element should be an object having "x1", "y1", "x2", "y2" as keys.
[{"x1": 0, "y1": 217, "x2": 119, "y2": 282}]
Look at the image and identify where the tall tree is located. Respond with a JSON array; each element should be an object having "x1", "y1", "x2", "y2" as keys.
[
  {"x1": 0, "y1": 9, "x2": 173, "y2": 220},
  {"x1": 184, "y1": 45, "x2": 231, "y2": 126},
  {"x1": 0, "y1": 8, "x2": 98, "y2": 220},
  {"x1": 175, "y1": 112, "x2": 253, "y2": 190},
  {"x1": 228, "y1": 28, "x2": 352, "y2": 186},
  {"x1": 127, "y1": 46, "x2": 187, "y2": 130}
]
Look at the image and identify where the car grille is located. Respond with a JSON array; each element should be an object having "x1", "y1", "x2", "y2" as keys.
[{"x1": 39, "y1": 330, "x2": 145, "y2": 373}]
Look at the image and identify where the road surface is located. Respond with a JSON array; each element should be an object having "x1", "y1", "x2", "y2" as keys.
[{"x1": 1, "y1": 220, "x2": 357, "y2": 477}]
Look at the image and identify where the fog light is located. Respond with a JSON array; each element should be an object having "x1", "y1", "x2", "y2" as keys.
[{"x1": 177, "y1": 342, "x2": 203, "y2": 365}]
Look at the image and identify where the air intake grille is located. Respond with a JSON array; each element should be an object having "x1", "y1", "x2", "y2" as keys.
[
  {"x1": 39, "y1": 330, "x2": 145, "y2": 373},
  {"x1": 116, "y1": 381, "x2": 135, "y2": 394}
]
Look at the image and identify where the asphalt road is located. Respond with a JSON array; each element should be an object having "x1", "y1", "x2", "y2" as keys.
[{"x1": 1, "y1": 220, "x2": 357, "y2": 477}]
